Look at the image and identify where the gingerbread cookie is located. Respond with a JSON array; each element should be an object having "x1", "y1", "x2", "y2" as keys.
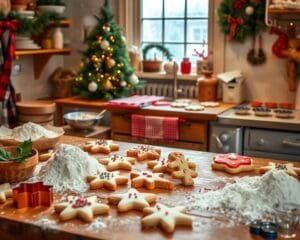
[
  {"x1": 54, "y1": 195, "x2": 109, "y2": 222},
  {"x1": 147, "y1": 158, "x2": 172, "y2": 173},
  {"x1": 130, "y1": 171, "x2": 174, "y2": 190},
  {"x1": 0, "y1": 183, "x2": 12, "y2": 203},
  {"x1": 259, "y1": 162, "x2": 300, "y2": 177},
  {"x1": 126, "y1": 145, "x2": 161, "y2": 161},
  {"x1": 167, "y1": 152, "x2": 197, "y2": 186},
  {"x1": 86, "y1": 171, "x2": 128, "y2": 191},
  {"x1": 39, "y1": 150, "x2": 55, "y2": 162},
  {"x1": 142, "y1": 203, "x2": 193, "y2": 233},
  {"x1": 212, "y1": 153, "x2": 254, "y2": 174},
  {"x1": 99, "y1": 154, "x2": 136, "y2": 171},
  {"x1": 108, "y1": 188, "x2": 156, "y2": 212},
  {"x1": 200, "y1": 101, "x2": 220, "y2": 107},
  {"x1": 83, "y1": 139, "x2": 119, "y2": 154}
]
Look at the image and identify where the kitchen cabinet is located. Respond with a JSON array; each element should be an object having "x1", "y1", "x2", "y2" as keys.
[{"x1": 14, "y1": 20, "x2": 72, "y2": 79}]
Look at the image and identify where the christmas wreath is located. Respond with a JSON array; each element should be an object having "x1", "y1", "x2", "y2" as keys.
[{"x1": 218, "y1": 0, "x2": 266, "y2": 42}]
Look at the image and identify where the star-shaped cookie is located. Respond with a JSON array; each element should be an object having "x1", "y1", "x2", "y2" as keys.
[
  {"x1": 126, "y1": 145, "x2": 161, "y2": 161},
  {"x1": 99, "y1": 154, "x2": 136, "y2": 171},
  {"x1": 142, "y1": 203, "x2": 193, "y2": 233},
  {"x1": 86, "y1": 171, "x2": 128, "y2": 191},
  {"x1": 108, "y1": 188, "x2": 156, "y2": 212},
  {"x1": 147, "y1": 158, "x2": 172, "y2": 173},
  {"x1": 168, "y1": 152, "x2": 197, "y2": 186},
  {"x1": 54, "y1": 195, "x2": 109, "y2": 222},
  {"x1": 130, "y1": 171, "x2": 174, "y2": 190},
  {"x1": 0, "y1": 183, "x2": 12, "y2": 203},
  {"x1": 259, "y1": 162, "x2": 300, "y2": 177},
  {"x1": 83, "y1": 139, "x2": 119, "y2": 154}
]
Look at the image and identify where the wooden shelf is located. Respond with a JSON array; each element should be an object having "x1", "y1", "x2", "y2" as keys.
[
  {"x1": 49, "y1": 19, "x2": 72, "y2": 27},
  {"x1": 268, "y1": 7, "x2": 300, "y2": 14},
  {"x1": 15, "y1": 48, "x2": 71, "y2": 57}
]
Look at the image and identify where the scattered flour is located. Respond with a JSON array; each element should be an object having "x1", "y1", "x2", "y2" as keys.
[
  {"x1": 86, "y1": 219, "x2": 107, "y2": 231},
  {"x1": 34, "y1": 218, "x2": 57, "y2": 231},
  {"x1": 0, "y1": 122, "x2": 58, "y2": 141},
  {"x1": 42, "y1": 144, "x2": 104, "y2": 193},
  {"x1": 188, "y1": 170, "x2": 300, "y2": 222}
]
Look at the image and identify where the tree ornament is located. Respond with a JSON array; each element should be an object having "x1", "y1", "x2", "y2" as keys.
[
  {"x1": 105, "y1": 80, "x2": 113, "y2": 90},
  {"x1": 100, "y1": 40, "x2": 109, "y2": 50},
  {"x1": 121, "y1": 35, "x2": 127, "y2": 43},
  {"x1": 106, "y1": 58, "x2": 116, "y2": 68},
  {"x1": 88, "y1": 82, "x2": 98, "y2": 92},
  {"x1": 120, "y1": 80, "x2": 127, "y2": 87},
  {"x1": 129, "y1": 74, "x2": 139, "y2": 85},
  {"x1": 103, "y1": 23, "x2": 111, "y2": 32},
  {"x1": 245, "y1": 6, "x2": 254, "y2": 15}
]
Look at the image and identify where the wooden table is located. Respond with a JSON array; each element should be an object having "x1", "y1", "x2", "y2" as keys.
[{"x1": 0, "y1": 135, "x2": 299, "y2": 240}]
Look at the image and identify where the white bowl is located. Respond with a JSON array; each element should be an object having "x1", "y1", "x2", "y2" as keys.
[{"x1": 37, "y1": 5, "x2": 65, "y2": 14}]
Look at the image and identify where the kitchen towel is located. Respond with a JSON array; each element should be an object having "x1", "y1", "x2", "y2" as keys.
[{"x1": 131, "y1": 114, "x2": 179, "y2": 140}]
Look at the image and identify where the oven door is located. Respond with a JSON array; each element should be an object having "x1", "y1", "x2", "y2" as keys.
[{"x1": 244, "y1": 128, "x2": 300, "y2": 161}]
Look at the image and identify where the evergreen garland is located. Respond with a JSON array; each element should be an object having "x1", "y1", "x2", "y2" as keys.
[
  {"x1": 0, "y1": 11, "x2": 65, "y2": 35},
  {"x1": 218, "y1": 0, "x2": 266, "y2": 42}
]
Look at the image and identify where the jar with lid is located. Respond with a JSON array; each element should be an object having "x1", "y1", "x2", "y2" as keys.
[
  {"x1": 180, "y1": 57, "x2": 191, "y2": 74},
  {"x1": 197, "y1": 71, "x2": 218, "y2": 102}
]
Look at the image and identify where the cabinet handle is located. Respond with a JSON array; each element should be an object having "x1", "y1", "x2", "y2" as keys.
[
  {"x1": 213, "y1": 135, "x2": 223, "y2": 149},
  {"x1": 282, "y1": 139, "x2": 300, "y2": 148}
]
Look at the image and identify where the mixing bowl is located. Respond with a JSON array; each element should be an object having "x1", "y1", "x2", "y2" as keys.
[{"x1": 63, "y1": 111, "x2": 104, "y2": 130}]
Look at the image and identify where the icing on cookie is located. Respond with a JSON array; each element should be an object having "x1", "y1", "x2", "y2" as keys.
[
  {"x1": 147, "y1": 158, "x2": 172, "y2": 173},
  {"x1": 86, "y1": 171, "x2": 128, "y2": 191},
  {"x1": 142, "y1": 203, "x2": 192, "y2": 233},
  {"x1": 83, "y1": 139, "x2": 119, "y2": 154},
  {"x1": 0, "y1": 183, "x2": 12, "y2": 203},
  {"x1": 130, "y1": 171, "x2": 174, "y2": 190},
  {"x1": 213, "y1": 153, "x2": 252, "y2": 168},
  {"x1": 99, "y1": 154, "x2": 136, "y2": 171},
  {"x1": 108, "y1": 188, "x2": 156, "y2": 212},
  {"x1": 54, "y1": 195, "x2": 109, "y2": 222},
  {"x1": 126, "y1": 145, "x2": 161, "y2": 161},
  {"x1": 259, "y1": 162, "x2": 300, "y2": 177}
]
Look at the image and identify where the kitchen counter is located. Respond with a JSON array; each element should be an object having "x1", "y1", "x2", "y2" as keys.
[
  {"x1": 0, "y1": 135, "x2": 299, "y2": 240},
  {"x1": 218, "y1": 108, "x2": 300, "y2": 132}
]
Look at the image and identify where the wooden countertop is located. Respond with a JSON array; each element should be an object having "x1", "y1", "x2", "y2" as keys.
[{"x1": 0, "y1": 135, "x2": 298, "y2": 240}]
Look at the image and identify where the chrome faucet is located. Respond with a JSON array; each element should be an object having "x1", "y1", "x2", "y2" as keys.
[{"x1": 173, "y1": 61, "x2": 182, "y2": 99}]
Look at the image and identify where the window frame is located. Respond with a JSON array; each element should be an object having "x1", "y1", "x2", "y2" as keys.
[{"x1": 117, "y1": 0, "x2": 224, "y2": 74}]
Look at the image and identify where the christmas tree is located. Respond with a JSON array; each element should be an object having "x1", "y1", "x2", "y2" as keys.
[{"x1": 73, "y1": 0, "x2": 140, "y2": 100}]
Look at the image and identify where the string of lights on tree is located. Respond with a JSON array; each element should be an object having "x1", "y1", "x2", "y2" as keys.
[{"x1": 73, "y1": 0, "x2": 140, "y2": 100}]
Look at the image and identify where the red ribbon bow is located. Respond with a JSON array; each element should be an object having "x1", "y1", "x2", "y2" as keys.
[{"x1": 227, "y1": 16, "x2": 244, "y2": 41}]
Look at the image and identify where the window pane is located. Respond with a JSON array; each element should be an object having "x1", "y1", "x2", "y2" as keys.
[
  {"x1": 165, "y1": 0, "x2": 185, "y2": 18},
  {"x1": 187, "y1": 20, "x2": 208, "y2": 43},
  {"x1": 187, "y1": 0, "x2": 209, "y2": 18},
  {"x1": 142, "y1": 0, "x2": 162, "y2": 18},
  {"x1": 165, "y1": 20, "x2": 184, "y2": 42},
  {"x1": 142, "y1": 20, "x2": 162, "y2": 42},
  {"x1": 165, "y1": 44, "x2": 184, "y2": 63},
  {"x1": 187, "y1": 43, "x2": 208, "y2": 64}
]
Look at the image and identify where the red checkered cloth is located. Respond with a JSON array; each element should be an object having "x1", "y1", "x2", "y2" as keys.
[
  {"x1": 131, "y1": 114, "x2": 179, "y2": 140},
  {"x1": 0, "y1": 20, "x2": 19, "y2": 128}
]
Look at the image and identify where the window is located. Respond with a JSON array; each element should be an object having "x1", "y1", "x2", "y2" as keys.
[{"x1": 141, "y1": 0, "x2": 209, "y2": 63}]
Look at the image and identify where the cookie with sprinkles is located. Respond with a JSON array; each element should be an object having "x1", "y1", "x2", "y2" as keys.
[
  {"x1": 126, "y1": 145, "x2": 161, "y2": 161},
  {"x1": 54, "y1": 195, "x2": 109, "y2": 222},
  {"x1": 99, "y1": 154, "x2": 136, "y2": 171},
  {"x1": 108, "y1": 188, "x2": 156, "y2": 212},
  {"x1": 147, "y1": 157, "x2": 172, "y2": 173},
  {"x1": 83, "y1": 139, "x2": 119, "y2": 154},
  {"x1": 259, "y1": 162, "x2": 300, "y2": 177},
  {"x1": 142, "y1": 203, "x2": 193, "y2": 233},
  {"x1": 86, "y1": 171, "x2": 128, "y2": 191},
  {"x1": 130, "y1": 171, "x2": 174, "y2": 190}
]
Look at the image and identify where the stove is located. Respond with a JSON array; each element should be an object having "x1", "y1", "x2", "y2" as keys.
[{"x1": 210, "y1": 107, "x2": 300, "y2": 161}]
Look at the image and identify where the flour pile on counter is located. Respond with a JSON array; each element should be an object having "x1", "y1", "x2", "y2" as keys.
[
  {"x1": 189, "y1": 170, "x2": 300, "y2": 222},
  {"x1": 42, "y1": 144, "x2": 104, "y2": 192},
  {"x1": 0, "y1": 122, "x2": 58, "y2": 141}
]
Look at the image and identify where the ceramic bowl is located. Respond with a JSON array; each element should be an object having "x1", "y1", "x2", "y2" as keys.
[
  {"x1": 37, "y1": 5, "x2": 65, "y2": 14},
  {"x1": 64, "y1": 111, "x2": 104, "y2": 130}
]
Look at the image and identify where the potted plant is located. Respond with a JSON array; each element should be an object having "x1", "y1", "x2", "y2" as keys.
[
  {"x1": 142, "y1": 44, "x2": 172, "y2": 72},
  {"x1": 36, "y1": 0, "x2": 66, "y2": 14}
]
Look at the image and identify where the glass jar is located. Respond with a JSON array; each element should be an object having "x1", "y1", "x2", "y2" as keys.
[{"x1": 180, "y1": 57, "x2": 191, "y2": 74}]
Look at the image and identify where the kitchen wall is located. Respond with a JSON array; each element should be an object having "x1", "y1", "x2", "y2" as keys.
[{"x1": 11, "y1": 0, "x2": 299, "y2": 108}]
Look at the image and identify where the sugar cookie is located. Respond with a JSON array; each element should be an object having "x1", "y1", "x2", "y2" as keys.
[
  {"x1": 0, "y1": 183, "x2": 12, "y2": 203},
  {"x1": 147, "y1": 157, "x2": 172, "y2": 173},
  {"x1": 200, "y1": 101, "x2": 220, "y2": 107},
  {"x1": 99, "y1": 154, "x2": 136, "y2": 171},
  {"x1": 168, "y1": 152, "x2": 197, "y2": 186},
  {"x1": 86, "y1": 171, "x2": 128, "y2": 191},
  {"x1": 212, "y1": 153, "x2": 254, "y2": 174},
  {"x1": 108, "y1": 188, "x2": 156, "y2": 212},
  {"x1": 83, "y1": 139, "x2": 119, "y2": 154},
  {"x1": 259, "y1": 162, "x2": 300, "y2": 177},
  {"x1": 54, "y1": 195, "x2": 109, "y2": 222},
  {"x1": 142, "y1": 203, "x2": 193, "y2": 233},
  {"x1": 130, "y1": 171, "x2": 174, "y2": 190},
  {"x1": 184, "y1": 104, "x2": 205, "y2": 111},
  {"x1": 126, "y1": 145, "x2": 161, "y2": 161}
]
